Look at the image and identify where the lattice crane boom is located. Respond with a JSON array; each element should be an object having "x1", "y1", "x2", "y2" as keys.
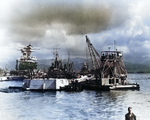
[{"x1": 86, "y1": 35, "x2": 101, "y2": 70}]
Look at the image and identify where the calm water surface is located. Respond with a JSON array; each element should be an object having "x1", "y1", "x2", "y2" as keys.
[{"x1": 0, "y1": 73, "x2": 150, "y2": 120}]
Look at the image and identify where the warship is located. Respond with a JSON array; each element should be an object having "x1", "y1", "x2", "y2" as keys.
[
  {"x1": 47, "y1": 47, "x2": 77, "y2": 79},
  {"x1": 22, "y1": 46, "x2": 76, "y2": 91}
]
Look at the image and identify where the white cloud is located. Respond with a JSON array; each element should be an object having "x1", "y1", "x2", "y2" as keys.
[
  {"x1": 143, "y1": 40, "x2": 150, "y2": 49},
  {"x1": 116, "y1": 46, "x2": 129, "y2": 54}
]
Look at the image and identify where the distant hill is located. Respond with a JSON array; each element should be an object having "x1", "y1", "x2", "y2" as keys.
[
  {"x1": 37, "y1": 58, "x2": 150, "y2": 73},
  {"x1": 37, "y1": 64, "x2": 49, "y2": 72},
  {"x1": 3, "y1": 57, "x2": 150, "y2": 73},
  {"x1": 124, "y1": 61, "x2": 150, "y2": 73},
  {"x1": 37, "y1": 57, "x2": 90, "y2": 72}
]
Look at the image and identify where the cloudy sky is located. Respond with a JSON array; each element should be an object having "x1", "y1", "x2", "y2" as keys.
[{"x1": 0, "y1": 0, "x2": 150, "y2": 68}]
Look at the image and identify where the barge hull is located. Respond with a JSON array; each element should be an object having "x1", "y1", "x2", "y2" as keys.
[
  {"x1": 110, "y1": 84, "x2": 140, "y2": 90},
  {"x1": 22, "y1": 79, "x2": 69, "y2": 91}
]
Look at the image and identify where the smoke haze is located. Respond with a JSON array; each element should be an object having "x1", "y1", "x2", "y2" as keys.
[{"x1": 10, "y1": 3, "x2": 127, "y2": 39}]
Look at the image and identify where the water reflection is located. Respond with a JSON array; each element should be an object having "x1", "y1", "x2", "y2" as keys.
[{"x1": 21, "y1": 91, "x2": 57, "y2": 101}]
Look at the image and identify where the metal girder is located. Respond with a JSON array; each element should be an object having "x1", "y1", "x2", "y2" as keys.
[{"x1": 86, "y1": 36, "x2": 101, "y2": 70}]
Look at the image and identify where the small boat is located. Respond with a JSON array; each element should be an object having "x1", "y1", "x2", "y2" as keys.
[
  {"x1": 0, "y1": 76, "x2": 9, "y2": 81},
  {"x1": 7, "y1": 76, "x2": 26, "y2": 81}
]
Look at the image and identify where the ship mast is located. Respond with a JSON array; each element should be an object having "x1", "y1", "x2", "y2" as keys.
[{"x1": 52, "y1": 46, "x2": 60, "y2": 68}]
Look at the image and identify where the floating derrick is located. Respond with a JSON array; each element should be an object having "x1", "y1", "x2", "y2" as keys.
[{"x1": 82, "y1": 36, "x2": 140, "y2": 90}]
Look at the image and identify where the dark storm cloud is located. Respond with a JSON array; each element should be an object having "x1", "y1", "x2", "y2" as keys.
[{"x1": 10, "y1": 3, "x2": 127, "y2": 39}]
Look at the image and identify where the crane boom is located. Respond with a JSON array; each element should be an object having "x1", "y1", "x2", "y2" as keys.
[{"x1": 86, "y1": 36, "x2": 101, "y2": 70}]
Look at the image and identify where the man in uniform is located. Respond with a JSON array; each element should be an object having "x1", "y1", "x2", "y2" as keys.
[{"x1": 125, "y1": 107, "x2": 136, "y2": 120}]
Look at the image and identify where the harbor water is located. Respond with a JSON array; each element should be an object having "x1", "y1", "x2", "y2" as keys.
[{"x1": 0, "y1": 73, "x2": 150, "y2": 120}]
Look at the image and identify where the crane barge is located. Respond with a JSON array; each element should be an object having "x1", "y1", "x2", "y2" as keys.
[{"x1": 81, "y1": 36, "x2": 140, "y2": 90}]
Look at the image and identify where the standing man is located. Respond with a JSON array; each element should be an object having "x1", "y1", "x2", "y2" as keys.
[{"x1": 125, "y1": 107, "x2": 136, "y2": 120}]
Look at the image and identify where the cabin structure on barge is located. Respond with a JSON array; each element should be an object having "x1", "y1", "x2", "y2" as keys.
[{"x1": 100, "y1": 50, "x2": 127, "y2": 86}]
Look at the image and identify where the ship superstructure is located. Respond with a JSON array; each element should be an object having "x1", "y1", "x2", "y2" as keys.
[
  {"x1": 12, "y1": 44, "x2": 40, "y2": 79},
  {"x1": 16, "y1": 44, "x2": 39, "y2": 69},
  {"x1": 47, "y1": 47, "x2": 76, "y2": 79}
]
